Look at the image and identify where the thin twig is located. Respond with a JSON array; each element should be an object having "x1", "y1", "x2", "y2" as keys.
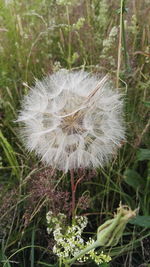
[{"x1": 134, "y1": 119, "x2": 150, "y2": 148}]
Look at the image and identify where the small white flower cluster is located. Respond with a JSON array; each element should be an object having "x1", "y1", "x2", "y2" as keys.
[
  {"x1": 53, "y1": 223, "x2": 85, "y2": 260},
  {"x1": 74, "y1": 214, "x2": 88, "y2": 230},
  {"x1": 100, "y1": 26, "x2": 118, "y2": 67},
  {"x1": 90, "y1": 250, "x2": 112, "y2": 265},
  {"x1": 46, "y1": 212, "x2": 88, "y2": 260},
  {"x1": 56, "y1": 0, "x2": 78, "y2": 6},
  {"x1": 46, "y1": 211, "x2": 66, "y2": 234},
  {"x1": 46, "y1": 211, "x2": 111, "y2": 265},
  {"x1": 4, "y1": 0, "x2": 13, "y2": 5},
  {"x1": 76, "y1": 238, "x2": 111, "y2": 264},
  {"x1": 102, "y1": 26, "x2": 118, "y2": 50}
]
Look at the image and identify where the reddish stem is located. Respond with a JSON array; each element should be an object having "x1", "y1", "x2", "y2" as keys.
[
  {"x1": 70, "y1": 169, "x2": 75, "y2": 217},
  {"x1": 74, "y1": 175, "x2": 84, "y2": 193},
  {"x1": 70, "y1": 171, "x2": 85, "y2": 217}
]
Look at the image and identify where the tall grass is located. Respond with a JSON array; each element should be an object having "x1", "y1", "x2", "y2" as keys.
[{"x1": 0, "y1": 0, "x2": 150, "y2": 266}]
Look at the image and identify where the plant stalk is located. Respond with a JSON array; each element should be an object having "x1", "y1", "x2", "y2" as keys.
[
  {"x1": 66, "y1": 240, "x2": 100, "y2": 265},
  {"x1": 116, "y1": 0, "x2": 124, "y2": 88},
  {"x1": 116, "y1": 0, "x2": 130, "y2": 87},
  {"x1": 70, "y1": 169, "x2": 75, "y2": 217}
]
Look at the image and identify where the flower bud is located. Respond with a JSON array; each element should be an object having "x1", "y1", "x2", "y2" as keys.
[{"x1": 97, "y1": 204, "x2": 137, "y2": 247}]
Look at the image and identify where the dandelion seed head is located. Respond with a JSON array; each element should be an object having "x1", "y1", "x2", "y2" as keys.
[{"x1": 17, "y1": 69, "x2": 125, "y2": 172}]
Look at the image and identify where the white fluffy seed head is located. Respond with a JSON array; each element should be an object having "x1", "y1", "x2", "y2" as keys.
[{"x1": 17, "y1": 69, "x2": 125, "y2": 172}]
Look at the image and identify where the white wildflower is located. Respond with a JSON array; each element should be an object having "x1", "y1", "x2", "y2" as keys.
[
  {"x1": 17, "y1": 70, "x2": 125, "y2": 172},
  {"x1": 4, "y1": 0, "x2": 13, "y2": 5}
]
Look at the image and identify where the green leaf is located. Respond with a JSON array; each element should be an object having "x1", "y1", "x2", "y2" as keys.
[
  {"x1": 37, "y1": 262, "x2": 58, "y2": 267},
  {"x1": 137, "y1": 149, "x2": 150, "y2": 161},
  {"x1": 0, "y1": 130, "x2": 20, "y2": 179},
  {"x1": 0, "y1": 249, "x2": 11, "y2": 267},
  {"x1": 99, "y1": 263, "x2": 110, "y2": 267},
  {"x1": 123, "y1": 169, "x2": 144, "y2": 190},
  {"x1": 143, "y1": 101, "x2": 150, "y2": 108},
  {"x1": 30, "y1": 227, "x2": 35, "y2": 267},
  {"x1": 129, "y1": 216, "x2": 150, "y2": 228}
]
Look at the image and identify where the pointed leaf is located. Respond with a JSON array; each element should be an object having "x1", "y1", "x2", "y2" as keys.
[
  {"x1": 123, "y1": 169, "x2": 144, "y2": 190},
  {"x1": 137, "y1": 149, "x2": 150, "y2": 161},
  {"x1": 143, "y1": 101, "x2": 150, "y2": 108},
  {"x1": 129, "y1": 216, "x2": 150, "y2": 228}
]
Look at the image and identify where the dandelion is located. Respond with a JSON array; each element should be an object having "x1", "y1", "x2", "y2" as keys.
[{"x1": 17, "y1": 69, "x2": 125, "y2": 172}]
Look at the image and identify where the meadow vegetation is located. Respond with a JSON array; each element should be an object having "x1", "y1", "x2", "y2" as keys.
[{"x1": 0, "y1": 0, "x2": 150, "y2": 266}]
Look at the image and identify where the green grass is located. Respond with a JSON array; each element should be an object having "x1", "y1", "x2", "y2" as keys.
[{"x1": 0, "y1": 0, "x2": 150, "y2": 266}]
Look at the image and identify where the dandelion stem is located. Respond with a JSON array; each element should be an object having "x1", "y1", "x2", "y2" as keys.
[{"x1": 70, "y1": 169, "x2": 76, "y2": 217}]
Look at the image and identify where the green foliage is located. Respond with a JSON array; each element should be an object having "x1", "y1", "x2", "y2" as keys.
[
  {"x1": 37, "y1": 262, "x2": 58, "y2": 267},
  {"x1": 123, "y1": 147, "x2": 150, "y2": 216},
  {"x1": 0, "y1": 0, "x2": 150, "y2": 266},
  {"x1": 130, "y1": 216, "x2": 150, "y2": 228},
  {"x1": 123, "y1": 169, "x2": 144, "y2": 190},
  {"x1": 0, "y1": 130, "x2": 20, "y2": 179},
  {"x1": 137, "y1": 149, "x2": 150, "y2": 161},
  {"x1": 143, "y1": 101, "x2": 150, "y2": 108}
]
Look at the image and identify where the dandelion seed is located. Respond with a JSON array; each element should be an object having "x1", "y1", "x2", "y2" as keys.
[{"x1": 17, "y1": 69, "x2": 125, "y2": 172}]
